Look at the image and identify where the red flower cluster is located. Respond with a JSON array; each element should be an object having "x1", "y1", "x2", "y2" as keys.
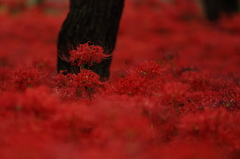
[
  {"x1": 0, "y1": 0, "x2": 240, "y2": 159},
  {"x1": 68, "y1": 42, "x2": 110, "y2": 68},
  {"x1": 112, "y1": 61, "x2": 169, "y2": 96},
  {"x1": 9, "y1": 65, "x2": 46, "y2": 92},
  {"x1": 74, "y1": 69, "x2": 102, "y2": 88},
  {"x1": 53, "y1": 69, "x2": 103, "y2": 100},
  {"x1": 135, "y1": 60, "x2": 170, "y2": 78}
]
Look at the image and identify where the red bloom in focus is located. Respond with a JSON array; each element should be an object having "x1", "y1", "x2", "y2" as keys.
[
  {"x1": 53, "y1": 69, "x2": 103, "y2": 100},
  {"x1": 68, "y1": 42, "x2": 110, "y2": 67},
  {"x1": 74, "y1": 69, "x2": 102, "y2": 88}
]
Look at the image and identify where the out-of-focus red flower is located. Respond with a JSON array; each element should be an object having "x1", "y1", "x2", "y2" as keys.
[
  {"x1": 134, "y1": 60, "x2": 170, "y2": 78},
  {"x1": 180, "y1": 71, "x2": 210, "y2": 92},
  {"x1": 113, "y1": 76, "x2": 146, "y2": 96},
  {"x1": 164, "y1": 82, "x2": 188, "y2": 98},
  {"x1": 177, "y1": 108, "x2": 240, "y2": 155},
  {"x1": 9, "y1": 65, "x2": 46, "y2": 91}
]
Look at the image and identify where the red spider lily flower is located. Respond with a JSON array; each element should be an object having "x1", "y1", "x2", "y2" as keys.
[
  {"x1": 113, "y1": 76, "x2": 146, "y2": 96},
  {"x1": 177, "y1": 108, "x2": 240, "y2": 156},
  {"x1": 53, "y1": 69, "x2": 103, "y2": 100},
  {"x1": 68, "y1": 42, "x2": 110, "y2": 67},
  {"x1": 164, "y1": 82, "x2": 188, "y2": 98},
  {"x1": 53, "y1": 70, "x2": 75, "y2": 88},
  {"x1": 54, "y1": 69, "x2": 102, "y2": 89},
  {"x1": 135, "y1": 61, "x2": 169, "y2": 78},
  {"x1": 9, "y1": 65, "x2": 46, "y2": 91},
  {"x1": 74, "y1": 69, "x2": 103, "y2": 88}
]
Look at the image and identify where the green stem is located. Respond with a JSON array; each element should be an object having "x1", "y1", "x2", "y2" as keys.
[
  {"x1": 86, "y1": 87, "x2": 92, "y2": 100},
  {"x1": 80, "y1": 64, "x2": 84, "y2": 70},
  {"x1": 77, "y1": 87, "x2": 82, "y2": 97}
]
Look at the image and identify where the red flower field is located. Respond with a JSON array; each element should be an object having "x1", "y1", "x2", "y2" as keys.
[{"x1": 0, "y1": 0, "x2": 240, "y2": 158}]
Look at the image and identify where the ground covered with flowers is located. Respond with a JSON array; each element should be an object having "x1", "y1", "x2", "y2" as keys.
[{"x1": 0, "y1": 0, "x2": 240, "y2": 158}]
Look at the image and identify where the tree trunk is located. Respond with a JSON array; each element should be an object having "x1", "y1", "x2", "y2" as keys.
[
  {"x1": 202, "y1": 0, "x2": 239, "y2": 21},
  {"x1": 57, "y1": 0, "x2": 124, "y2": 78}
]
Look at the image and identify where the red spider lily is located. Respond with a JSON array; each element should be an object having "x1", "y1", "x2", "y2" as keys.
[
  {"x1": 53, "y1": 70, "x2": 74, "y2": 88},
  {"x1": 113, "y1": 76, "x2": 146, "y2": 96},
  {"x1": 134, "y1": 60, "x2": 170, "y2": 78},
  {"x1": 177, "y1": 108, "x2": 240, "y2": 156},
  {"x1": 111, "y1": 61, "x2": 170, "y2": 96},
  {"x1": 53, "y1": 69, "x2": 103, "y2": 100},
  {"x1": 68, "y1": 42, "x2": 110, "y2": 68},
  {"x1": 9, "y1": 65, "x2": 46, "y2": 91},
  {"x1": 1, "y1": 1, "x2": 240, "y2": 159},
  {"x1": 54, "y1": 69, "x2": 102, "y2": 89},
  {"x1": 74, "y1": 69, "x2": 103, "y2": 88}
]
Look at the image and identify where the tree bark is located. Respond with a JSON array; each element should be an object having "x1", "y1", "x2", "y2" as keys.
[
  {"x1": 202, "y1": 0, "x2": 239, "y2": 21},
  {"x1": 57, "y1": 0, "x2": 124, "y2": 78}
]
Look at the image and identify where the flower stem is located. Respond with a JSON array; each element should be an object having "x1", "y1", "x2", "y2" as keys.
[{"x1": 86, "y1": 87, "x2": 92, "y2": 100}]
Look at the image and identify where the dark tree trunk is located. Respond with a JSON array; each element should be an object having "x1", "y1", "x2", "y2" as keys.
[
  {"x1": 57, "y1": 0, "x2": 124, "y2": 78},
  {"x1": 202, "y1": 0, "x2": 239, "y2": 21}
]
